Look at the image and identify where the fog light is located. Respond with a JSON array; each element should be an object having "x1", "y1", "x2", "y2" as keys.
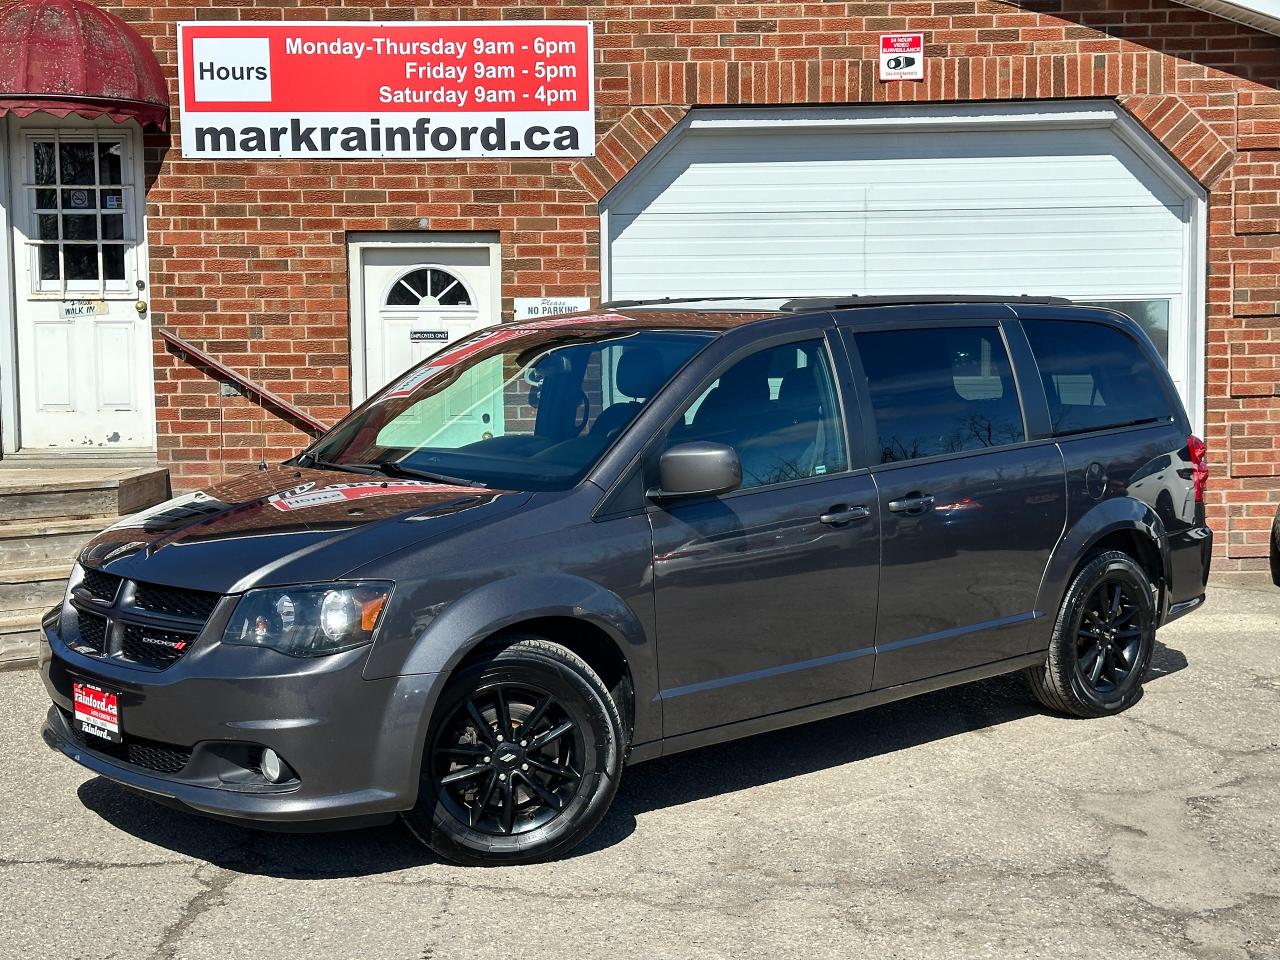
[{"x1": 261, "y1": 748, "x2": 284, "y2": 783}]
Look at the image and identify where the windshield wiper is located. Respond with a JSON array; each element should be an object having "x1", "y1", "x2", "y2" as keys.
[
  {"x1": 374, "y1": 461, "x2": 483, "y2": 487},
  {"x1": 299, "y1": 455, "x2": 381, "y2": 476}
]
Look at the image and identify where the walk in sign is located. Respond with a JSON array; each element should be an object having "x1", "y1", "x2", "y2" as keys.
[{"x1": 879, "y1": 33, "x2": 925, "y2": 81}]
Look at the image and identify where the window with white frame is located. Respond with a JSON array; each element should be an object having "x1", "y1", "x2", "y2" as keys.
[{"x1": 23, "y1": 130, "x2": 136, "y2": 297}]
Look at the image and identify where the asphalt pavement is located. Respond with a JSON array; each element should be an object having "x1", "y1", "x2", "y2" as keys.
[{"x1": 1, "y1": 584, "x2": 1277, "y2": 960}]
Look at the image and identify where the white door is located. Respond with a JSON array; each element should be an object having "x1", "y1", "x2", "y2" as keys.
[
  {"x1": 604, "y1": 103, "x2": 1203, "y2": 422},
  {"x1": 9, "y1": 124, "x2": 154, "y2": 451},
  {"x1": 354, "y1": 242, "x2": 502, "y2": 446},
  {"x1": 357, "y1": 244, "x2": 500, "y2": 395}
]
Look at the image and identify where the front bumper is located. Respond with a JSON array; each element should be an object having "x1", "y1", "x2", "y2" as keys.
[{"x1": 39, "y1": 613, "x2": 442, "y2": 827}]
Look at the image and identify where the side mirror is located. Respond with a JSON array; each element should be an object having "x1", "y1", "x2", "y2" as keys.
[{"x1": 652, "y1": 442, "x2": 742, "y2": 500}]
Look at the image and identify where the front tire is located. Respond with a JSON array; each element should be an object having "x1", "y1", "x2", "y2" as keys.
[
  {"x1": 1027, "y1": 550, "x2": 1156, "y2": 718},
  {"x1": 404, "y1": 635, "x2": 625, "y2": 866}
]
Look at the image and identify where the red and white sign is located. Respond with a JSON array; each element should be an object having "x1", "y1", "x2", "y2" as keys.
[
  {"x1": 879, "y1": 33, "x2": 925, "y2": 82},
  {"x1": 177, "y1": 22, "x2": 594, "y2": 159},
  {"x1": 73, "y1": 682, "x2": 121, "y2": 743},
  {"x1": 267, "y1": 480, "x2": 479, "y2": 512}
]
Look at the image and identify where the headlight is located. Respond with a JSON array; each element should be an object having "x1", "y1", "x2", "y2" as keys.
[{"x1": 221, "y1": 583, "x2": 392, "y2": 658}]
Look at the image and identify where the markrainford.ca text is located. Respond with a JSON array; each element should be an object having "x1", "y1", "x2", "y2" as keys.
[{"x1": 192, "y1": 117, "x2": 581, "y2": 154}]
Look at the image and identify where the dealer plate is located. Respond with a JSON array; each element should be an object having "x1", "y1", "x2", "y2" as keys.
[{"x1": 72, "y1": 681, "x2": 122, "y2": 744}]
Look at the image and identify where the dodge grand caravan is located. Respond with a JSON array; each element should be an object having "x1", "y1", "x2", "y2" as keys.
[{"x1": 39, "y1": 296, "x2": 1212, "y2": 865}]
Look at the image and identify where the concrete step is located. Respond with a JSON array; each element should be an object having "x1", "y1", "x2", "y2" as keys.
[
  {"x1": 0, "y1": 608, "x2": 44, "y2": 667},
  {"x1": 0, "y1": 516, "x2": 111, "y2": 567},
  {"x1": 0, "y1": 466, "x2": 169, "y2": 521},
  {"x1": 0, "y1": 562, "x2": 72, "y2": 614}
]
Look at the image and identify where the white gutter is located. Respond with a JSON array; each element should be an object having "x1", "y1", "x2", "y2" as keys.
[{"x1": 1170, "y1": 0, "x2": 1280, "y2": 37}]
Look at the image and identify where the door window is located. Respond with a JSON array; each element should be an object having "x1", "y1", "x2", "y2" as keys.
[
  {"x1": 669, "y1": 339, "x2": 848, "y2": 489},
  {"x1": 855, "y1": 327, "x2": 1025, "y2": 464},
  {"x1": 24, "y1": 133, "x2": 134, "y2": 296},
  {"x1": 385, "y1": 266, "x2": 473, "y2": 308},
  {"x1": 1022, "y1": 319, "x2": 1174, "y2": 436}
]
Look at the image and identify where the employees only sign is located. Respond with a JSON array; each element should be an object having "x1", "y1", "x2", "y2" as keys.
[{"x1": 177, "y1": 22, "x2": 594, "y2": 159}]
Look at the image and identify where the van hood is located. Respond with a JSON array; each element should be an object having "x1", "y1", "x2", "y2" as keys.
[{"x1": 78, "y1": 466, "x2": 532, "y2": 594}]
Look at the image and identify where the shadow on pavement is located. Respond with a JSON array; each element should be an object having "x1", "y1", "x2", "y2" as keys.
[{"x1": 77, "y1": 640, "x2": 1188, "y2": 875}]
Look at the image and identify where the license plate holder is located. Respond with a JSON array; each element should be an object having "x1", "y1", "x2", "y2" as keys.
[{"x1": 72, "y1": 681, "x2": 122, "y2": 744}]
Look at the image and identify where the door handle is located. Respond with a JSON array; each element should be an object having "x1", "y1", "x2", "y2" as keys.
[
  {"x1": 819, "y1": 505, "x2": 871, "y2": 526},
  {"x1": 888, "y1": 493, "x2": 935, "y2": 515}
]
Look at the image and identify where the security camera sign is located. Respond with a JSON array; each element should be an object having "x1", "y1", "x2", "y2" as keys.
[
  {"x1": 177, "y1": 21, "x2": 594, "y2": 158},
  {"x1": 879, "y1": 33, "x2": 925, "y2": 81}
]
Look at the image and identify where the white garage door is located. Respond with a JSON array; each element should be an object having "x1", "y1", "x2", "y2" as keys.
[{"x1": 603, "y1": 103, "x2": 1204, "y2": 423}]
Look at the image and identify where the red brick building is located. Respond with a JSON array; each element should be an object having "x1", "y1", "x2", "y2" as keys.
[{"x1": 0, "y1": 0, "x2": 1276, "y2": 578}]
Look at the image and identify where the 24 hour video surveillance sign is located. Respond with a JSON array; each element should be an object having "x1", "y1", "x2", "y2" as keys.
[{"x1": 177, "y1": 22, "x2": 594, "y2": 159}]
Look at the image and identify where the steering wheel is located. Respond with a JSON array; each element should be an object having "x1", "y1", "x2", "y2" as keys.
[{"x1": 574, "y1": 389, "x2": 591, "y2": 433}]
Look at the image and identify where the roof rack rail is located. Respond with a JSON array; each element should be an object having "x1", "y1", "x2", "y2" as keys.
[{"x1": 780, "y1": 294, "x2": 1074, "y2": 313}]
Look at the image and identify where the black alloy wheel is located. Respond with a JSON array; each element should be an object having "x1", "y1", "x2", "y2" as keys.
[
  {"x1": 404, "y1": 636, "x2": 625, "y2": 866},
  {"x1": 1075, "y1": 580, "x2": 1143, "y2": 695},
  {"x1": 1027, "y1": 549, "x2": 1156, "y2": 718},
  {"x1": 432, "y1": 683, "x2": 585, "y2": 837}
]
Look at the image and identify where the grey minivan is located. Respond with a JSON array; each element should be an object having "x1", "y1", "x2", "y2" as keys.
[{"x1": 39, "y1": 296, "x2": 1212, "y2": 865}]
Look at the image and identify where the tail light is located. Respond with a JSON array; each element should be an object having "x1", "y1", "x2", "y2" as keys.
[{"x1": 1187, "y1": 434, "x2": 1208, "y2": 502}]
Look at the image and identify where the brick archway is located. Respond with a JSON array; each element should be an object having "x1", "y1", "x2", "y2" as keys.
[{"x1": 573, "y1": 94, "x2": 1234, "y2": 201}]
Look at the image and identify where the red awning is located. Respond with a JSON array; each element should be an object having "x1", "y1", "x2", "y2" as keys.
[{"x1": 0, "y1": 0, "x2": 169, "y2": 130}]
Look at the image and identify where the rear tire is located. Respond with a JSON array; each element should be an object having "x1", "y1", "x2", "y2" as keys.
[
  {"x1": 1027, "y1": 550, "x2": 1156, "y2": 718},
  {"x1": 404, "y1": 635, "x2": 625, "y2": 866}
]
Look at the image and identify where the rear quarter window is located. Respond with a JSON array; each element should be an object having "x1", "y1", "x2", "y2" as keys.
[{"x1": 1022, "y1": 319, "x2": 1173, "y2": 436}]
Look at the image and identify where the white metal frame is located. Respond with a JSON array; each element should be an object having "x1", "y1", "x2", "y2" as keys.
[
  {"x1": 0, "y1": 114, "x2": 15, "y2": 454},
  {"x1": 599, "y1": 100, "x2": 1209, "y2": 434},
  {"x1": 1, "y1": 114, "x2": 155, "y2": 455},
  {"x1": 347, "y1": 231, "x2": 502, "y2": 404}
]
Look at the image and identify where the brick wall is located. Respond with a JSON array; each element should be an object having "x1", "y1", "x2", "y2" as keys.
[{"x1": 111, "y1": 0, "x2": 1280, "y2": 578}]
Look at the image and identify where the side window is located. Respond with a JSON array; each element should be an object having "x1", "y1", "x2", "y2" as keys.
[
  {"x1": 670, "y1": 339, "x2": 848, "y2": 489},
  {"x1": 855, "y1": 327, "x2": 1025, "y2": 464},
  {"x1": 1022, "y1": 319, "x2": 1173, "y2": 435}
]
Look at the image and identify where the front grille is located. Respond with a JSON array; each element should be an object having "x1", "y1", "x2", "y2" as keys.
[
  {"x1": 63, "y1": 709, "x2": 193, "y2": 775},
  {"x1": 75, "y1": 611, "x2": 109, "y2": 655},
  {"x1": 132, "y1": 583, "x2": 220, "y2": 622},
  {"x1": 67, "y1": 569, "x2": 223, "y2": 671},
  {"x1": 121, "y1": 624, "x2": 196, "y2": 668},
  {"x1": 81, "y1": 569, "x2": 122, "y2": 604}
]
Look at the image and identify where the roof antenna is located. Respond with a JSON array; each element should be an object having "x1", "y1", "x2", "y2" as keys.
[{"x1": 258, "y1": 456, "x2": 268, "y2": 471}]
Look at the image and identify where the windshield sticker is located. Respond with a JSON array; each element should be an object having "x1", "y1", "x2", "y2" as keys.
[
  {"x1": 267, "y1": 480, "x2": 475, "y2": 512},
  {"x1": 384, "y1": 366, "x2": 443, "y2": 399}
]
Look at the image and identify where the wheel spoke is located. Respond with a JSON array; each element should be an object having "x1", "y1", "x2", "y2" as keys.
[
  {"x1": 529, "y1": 720, "x2": 575, "y2": 751},
  {"x1": 441, "y1": 764, "x2": 488, "y2": 786},
  {"x1": 1078, "y1": 628, "x2": 1104, "y2": 641},
  {"x1": 1089, "y1": 648, "x2": 1107, "y2": 685},
  {"x1": 1079, "y1": 645, "x2": 1102, "y2": 673},
  {"x1": 1114, "y1": 606, "x2": 1140, "y2": 627},
  {"x1": 521, "y1": 695, "x2": 553, "y2": 738},
  {"x1": 441, "y1": 744, "x2": 487, "y2": 759},
  {"x1": 526, "y1": 755, "x2": 580, "y2": 783},
  {"x1": 494, "y1": 687, "x2": 514, "y2": 741},
  {"x1": 465, "y1": 700, "x2": 497, "y2": 747},
  {"x1": 499, "y1": 779, "x2": 516, "y2": 835},
  {"x1": 1108, "y1": 584, "x2": 1124, "y2": 622},
  {"x1": 470, "y1": 771, "x2": 499, "y2": 828},
  {"x1": 516, "y1": 771, "x2": 564, "y2": 811}
]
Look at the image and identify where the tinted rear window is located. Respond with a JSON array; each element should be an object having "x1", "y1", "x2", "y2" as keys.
[
  {"x1": 1023, "y1": 319, "x2": 1173, "y2": 435},
  {"x1": 855, "y1": 327, "x2": 1025, "y2": 464}
]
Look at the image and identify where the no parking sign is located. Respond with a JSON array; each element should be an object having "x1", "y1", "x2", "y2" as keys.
[{"x1": 879, "y1": 33, "x2": 925, "y2": 81}]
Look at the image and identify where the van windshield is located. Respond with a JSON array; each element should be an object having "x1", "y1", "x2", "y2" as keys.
[{"x1": 308, "y1": 326, "x2": 715, "y2": 491}]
